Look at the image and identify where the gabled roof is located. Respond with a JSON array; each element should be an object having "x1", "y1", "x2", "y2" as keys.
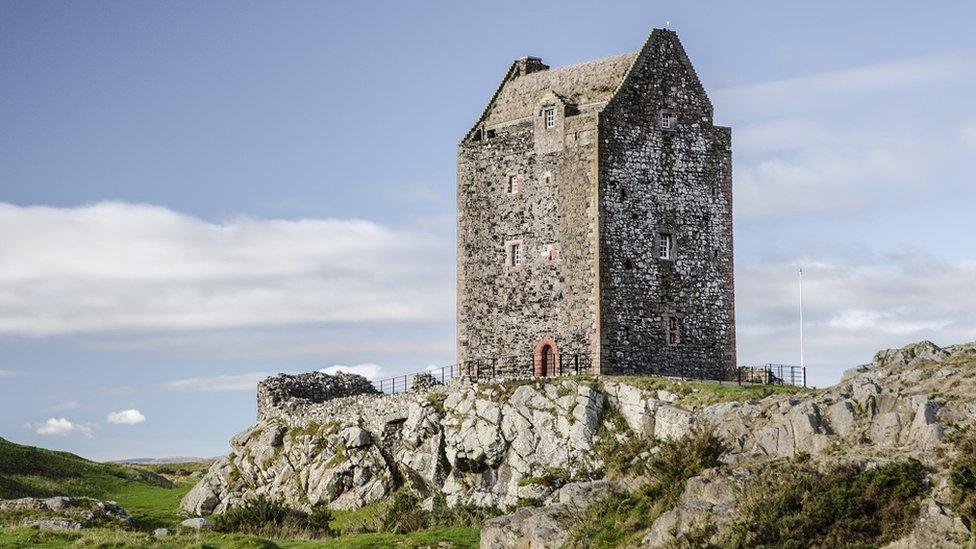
[
  {"x1": 463, "y1": 29, "x2": 712, "y2": 142},
  {"x1": 464, "y1": 52, "x2": 637, "y2": 140}
]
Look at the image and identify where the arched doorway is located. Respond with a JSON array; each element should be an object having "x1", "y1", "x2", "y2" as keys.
[{"x1": 533, "y1": 338, "x2": 559, "y2": 377}]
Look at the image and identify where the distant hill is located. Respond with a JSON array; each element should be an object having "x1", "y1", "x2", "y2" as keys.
[
  {"x1": 0, "y1": 436, "x2": 173, "y2": 500},
  {"x1": 116, "y1": 456, "x2": 216, "y2": 465}
]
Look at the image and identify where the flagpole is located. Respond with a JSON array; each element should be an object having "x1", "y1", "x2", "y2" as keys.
[{"x1": 799, "y1": 267, "x2": 805, "y2": 387}]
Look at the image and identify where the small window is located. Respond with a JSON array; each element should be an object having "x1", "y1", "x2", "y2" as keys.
[
  {"x1": 624, "y1": 258, "x2": 635, "y2": 271},
  {"x1": 545, "y1": 243, "x2": 559, "y2": 264},
  {"x1": 544, "y1": 107, "x2": 556, "y2": 129},
  {"x1": 620, "y1": 186, "x2": 627, "y2": 200},
  {"x1": 543, "y1": 171, "x2": 553, "y2": 185},
  {"x1": 713, "y1": 249, "x2": 720, "y2": 259},
  {"x1": 658, "y1": 232, "x2": 673, "y2": 260},
  {"x1": 666, "y1": 316, "x2": 680, "y2": 346},
  {"x1": 486, "y1": 129, "x2": 496, "y2": 139},
  {"x1": 660, "y1": 111, "x2": 675, "y2": 130},
  {"x1": 507, "y1": 175, "x2": 519, "y2": 194},
  {"x1": 507, "y1": 241, "x2": 524, "y2": 267}
]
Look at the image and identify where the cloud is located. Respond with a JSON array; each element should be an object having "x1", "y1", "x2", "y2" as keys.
[
  {"x1": 735, "y1": 135, "x2": 936, "y2": 218},
  {"x1": 160, "y1": 372, "x2": 271, "y2": 393},
  {"x1": 715, "y1": 51, "x2": 975, "y2": 115},
  {"x1": 0, "y1": 369, "x2": 14, "y2": 378},
  {"x1": 735, "y1": 252, "x2": 976, "y2": 387},
  {"x1": 45, "y1": 400, "x2": 79, "y2": 412},
  {"x1": 319, "y1": 363, "x2": 383, "y2": 380},
  {"x1": 33, "y1": 417, "x2": 94, "y2": 437},
  {"x1": 962, "y1": 121, "x2": 976, "y2": 148},
  {"x1": 106, "y1": 409, "x2": 146, "y2": 425},
  {"x1": 0, "y1": 201, "x2": 454, "y2": 337}
]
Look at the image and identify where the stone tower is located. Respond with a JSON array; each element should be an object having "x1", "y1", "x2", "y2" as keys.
[{"x1": 456, "y1": 29, "x2": 735, "y2": 379}]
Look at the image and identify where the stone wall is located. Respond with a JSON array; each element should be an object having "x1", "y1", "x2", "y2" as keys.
[
  {"x1": 256, "y1": 371, "x2": 379, "y2": 421},
  {"x1": 597, "y1": 30, "x2": 736, "y2": 377},
  {"x1": 456, "y1": 102, "x2": 599, "y2": 374}
]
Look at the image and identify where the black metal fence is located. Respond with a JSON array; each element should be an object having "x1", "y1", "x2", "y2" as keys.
[{"x1": 371, "y1": 355, "x2": 806, "y2": 395}]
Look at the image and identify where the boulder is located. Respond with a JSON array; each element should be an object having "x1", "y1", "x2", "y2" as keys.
[{"x1": 181, "y1": 517, "x2": 212, "y2": 530}]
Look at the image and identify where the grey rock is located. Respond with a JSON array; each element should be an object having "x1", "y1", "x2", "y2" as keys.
[
  {"x1": 153, "y1": 528, "x2": 171, "y2": 537},
  {"x1": 181, "y1": 517, "x2": 212, "y2": 530}
]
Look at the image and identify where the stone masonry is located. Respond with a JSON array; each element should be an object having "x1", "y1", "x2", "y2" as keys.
[{"x1": 457, "y1": 29, "x2": 735, "y2": 379}]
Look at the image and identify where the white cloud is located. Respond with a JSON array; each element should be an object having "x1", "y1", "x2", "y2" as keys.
[
  {"x1": 735, "y1": 136, "x2": 936, "y2": 218},
  {"x1": 34, "y1": 417, "x2": 94, "y2": 437},
  {"x1": 0, "y1": 201, "x2": 454, "y2": 336},
  {"x1": 0, "y1": 369, "x2": 14, "y2": 378},
  {"x1": 160, "y1": 372, "x2": 270, "y2": 393},
  {"x1": 715, "y1": 52, "x2": 974, "y2": 115},
  {"x1": 962, "y1": 121, "x2": 976, "y2": 148},
  {"x1": 106, "y1": 409, "x2": 146, "y2": 425},
  {"x1": 45, "y1": 400, "x2": 79, "y2": 412},
  {"x1": 319, "y1": 363, "x2": 383, "y2": 380},
  {"x1": 735, "y1": 253, "x2": 976, "y2": 387}
]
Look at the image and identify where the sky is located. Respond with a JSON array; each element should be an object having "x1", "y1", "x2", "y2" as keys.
[{"x1": 1, "y1": 1, "x2": 974, "y2": 460}]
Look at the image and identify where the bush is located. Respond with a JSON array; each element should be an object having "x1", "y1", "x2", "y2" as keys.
[
  {"x1": 213, "y1": 496, "x2": 334, "y2": 539},
  {"x1": 722, "y1": 458, "x2": 927, "y2": 548},
  {"x1": 564, "y1": 428, "x2": 727, "y2": 548},
  {"x1": 345, "y1": 491, "x2": 500, "y2": 535},
  {"x1": 949, "y1": 431, "x2": 976, "y2": 525}
]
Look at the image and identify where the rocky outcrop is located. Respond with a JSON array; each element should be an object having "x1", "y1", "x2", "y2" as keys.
[
  {"x1": 0, "y1": 497, "x2": 132, "y2": 530},
  {"x1": 183, "y1": 341, "x2": 976, "y2": 548}
]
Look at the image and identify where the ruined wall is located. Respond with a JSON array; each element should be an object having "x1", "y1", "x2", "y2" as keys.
[
  {"x1": 456, "y1": 109, "x2": 599, "y2": 374},
  {"x1": 597, "y1": 30, "x2": 736, "y2": 377}
]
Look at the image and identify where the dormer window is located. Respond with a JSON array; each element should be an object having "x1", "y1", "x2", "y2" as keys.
[
  {"x1": 544, "y1": 107, "x2": 556, "y2": 129},
  {"x1": 507, "y1": 174, "x2": 519, "y2": 194},
  {"x1": 659, "y1": 110, "x2": 676, "y2": 130}
]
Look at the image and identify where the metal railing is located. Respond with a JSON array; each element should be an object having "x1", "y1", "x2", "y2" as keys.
[{"x1": 371, "y1": 355, "x2": 806, "y2": 395}]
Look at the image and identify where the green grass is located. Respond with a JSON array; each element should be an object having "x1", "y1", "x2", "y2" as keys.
[
  {"x1": 722, "y1": 458, "x2": 927, "y2": 548},
  {"x1": 564, "y1": 429, "x2": 727, "y2": 548},
  {"x1": 0, "y1": 436, "x2": 479, "y2": 547},
  {"x1": 607, "y1": 375, "x2": 808, "y2": 408}
]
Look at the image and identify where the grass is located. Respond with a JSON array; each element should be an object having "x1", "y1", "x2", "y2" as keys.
[
  {"x1": 0, "y1": 436, "x2": 480, "y2": 548},
  {"x1": 564, "y1": 429, "x2": 727, "y2": 548},
  {"x1": 949, "y1": 429, "x2": 976, "y2": 526},
  {"x1": 607, "y1": 375, "x2": 808, "y2": 408},
  {"x1": 722, "y1": 457, "x2": 927, "y2": 548}
]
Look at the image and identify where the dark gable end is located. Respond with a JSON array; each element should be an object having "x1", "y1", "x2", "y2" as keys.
[{"x1": 605, "y1": 28, "x2": 715, "y2": 121}]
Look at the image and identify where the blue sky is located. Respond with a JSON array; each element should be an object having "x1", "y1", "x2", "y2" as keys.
[{"x1": 2, "y1": 1, "x2": 974, "y2": 460}]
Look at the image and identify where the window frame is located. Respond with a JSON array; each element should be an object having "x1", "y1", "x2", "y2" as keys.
[
  {"x1": 666, "y1": 315, "x2": 681, "y2": 346},
  {"x1": 659, "y1": 110, "x2": 676, "y2": 130},
  {"x1": 657, "y1": 232, "x2": 674, "y2": 261},
  {"x1": 505, "y1": 239, "x2": 525, "y2": 269},
  {"x1": 544, "y1": 107, "x2": 556, "y2": 129},
  {"x1": 507, "y1": 174, "x2": 519, "y2": 195}
]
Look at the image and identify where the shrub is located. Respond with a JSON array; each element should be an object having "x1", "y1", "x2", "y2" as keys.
[
  {"x1": 213, "y1": 496, "x2": 334, "y2": 539},
  {"x1": 564, "y1": 429, "x2": 727, "y2": 548},
  {"x1": 722, "y1": 458, "x2": 927, "y2": 548},
  {"x1": 949, "y1": 431, "x2": 976, "y2": 525}
]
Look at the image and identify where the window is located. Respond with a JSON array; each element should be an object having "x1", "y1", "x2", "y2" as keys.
[
  {"x1": 544, "y1": 107, "x2": 556, "y2": 129},
  {"x1": 507, "y1": 174, "x2": 519, "y2": 194},
  {"x1": 507, "y1": 241, "x2": 524, "y2": 267},
  {"x1": 543, "y1": 171, "x2": 553, "y2": 185},
  {"x1": 658, "y1": 232, "x2": 673, "y2": 260},
  {"x1": 624, "y1": 258, "x2": 635, "y2": 271},
  {"x1": 486, "y1": 129, "x2": 496, "y2": 139},
  {"x1": 666, "y1": 316, "x2": 680, "y2": 346},
  {"x1": 545, "y1": 243, "x2": 559, "y2": 264},
  {"x1": 660, "y1": 111, "x2": 675, "y2": 130}
]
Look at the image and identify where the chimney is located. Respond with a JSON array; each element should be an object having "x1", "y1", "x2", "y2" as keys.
[{"x1": 513, "y1": 56, "x2": 549, "y2": 79}]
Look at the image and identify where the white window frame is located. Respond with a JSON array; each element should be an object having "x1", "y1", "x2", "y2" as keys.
[
  {"x1": 660, "y1": 110, "x2": 675, "y2": 130},
  {"x1": 505, "y1": 240, "x2": 524, "y2": 268},
  {"x1": 658, "y1": 232, "x2": 673, "y2": 260},
  {"x1": 507, "y1": 174, "x2": 519, "y2": 194},
  {"x1": 544, "y1": 107, "x2": 556, "y2": 129}
]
